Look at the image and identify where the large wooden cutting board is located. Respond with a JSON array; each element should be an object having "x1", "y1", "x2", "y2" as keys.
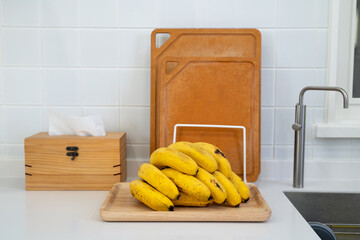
[
  {"x1": 150, "y1": 29, "x2": 261, "y2": 181},
  {"x1": 100, "y1": 182, "x2": 271, "y2": 222}
]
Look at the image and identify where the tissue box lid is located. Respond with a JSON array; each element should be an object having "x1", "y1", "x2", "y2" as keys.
[{"x1": 24, "y1": 132, "x2": 126, "y2": 190}]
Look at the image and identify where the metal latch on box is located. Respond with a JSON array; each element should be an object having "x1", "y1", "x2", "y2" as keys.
[{"x1": 66, "y1": 146, "x2": 79, "y2": 160}]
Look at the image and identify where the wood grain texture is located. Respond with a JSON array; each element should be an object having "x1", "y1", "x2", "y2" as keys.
[
  {"x1": 25, "y1": 132, "x2": 126, "y2": 190},
  {"x1": 150, "y1": 29, "x2": 261, "y2": 182},
  {"x1": 100, "y1": 182, "x2": 271, "y2": 222}
]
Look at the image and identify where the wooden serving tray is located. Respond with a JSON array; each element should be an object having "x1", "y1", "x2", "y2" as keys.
[
  {"x1": 150, "y1": 29, "x2": 261, "y2": 181},
  {"x1": 100, "y1": 182, "x2": 271, "y2": 222}
]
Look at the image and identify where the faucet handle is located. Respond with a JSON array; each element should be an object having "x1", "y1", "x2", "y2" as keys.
[{"x1": 292, "y1": 123, "x2": 302, "y2": 131}]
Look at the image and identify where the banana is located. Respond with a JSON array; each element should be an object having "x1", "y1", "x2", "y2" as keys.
[
  {"x1": 228, "y1": 171, "x2": 250, "y2": 203},
  {"x1": 138, "y1": 163, "x2": 179, "y2": 200},
  {"x1": 161, "y1": 168, "x2": 212, "y2": 202},
  {"x1": 172, "y1": 192, "x2": 213, "y2": 207},
  {"x1": 169, "y1": 141, "x2": 218, "y2": 173},
  {"x1": 213, "y1": 171, "x2": 241, "y2": 207},
  {"x1": 150, "y1": 147, "x2": 199, "y2": 175},
  {"x1": 129, "y1": 179, "x2": 174, "y2": 211},
  {"x1": 196, "y1": 167, "x2": 227, "y2": 204},
  {"x1": 194, "y1": 142, "x2": 232, "y2": 178}
]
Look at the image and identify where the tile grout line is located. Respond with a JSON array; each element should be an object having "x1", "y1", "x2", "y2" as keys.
[
  {"x1": 0, "y1": 0, "x2": 7, "y2": 158},
  {"x1": 79, "y1": 0, "x2": 84, "y2": 117},
  {"x1": 272, "y1": 0, "x2": 279, "y2": 161},
  {"x1": 39, "y1": 0, "x2": 46, "y2": 133}
]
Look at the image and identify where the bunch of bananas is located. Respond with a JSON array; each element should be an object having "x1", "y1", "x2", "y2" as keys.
[{"x1": 129, "y1": 141, "x2": 250, "y2": 211}]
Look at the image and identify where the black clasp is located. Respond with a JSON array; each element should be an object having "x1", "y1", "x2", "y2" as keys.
[{"x1": 66, "y1": 146, "x2": 79, "y2": 160}]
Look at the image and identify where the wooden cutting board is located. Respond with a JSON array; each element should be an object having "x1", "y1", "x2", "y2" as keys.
[
  {"x1": 100, "y1": 182, "x2": 271, "y2": 222},
  {"x1": 150, "y1": 29, "x2": 261, "y2": 181}
]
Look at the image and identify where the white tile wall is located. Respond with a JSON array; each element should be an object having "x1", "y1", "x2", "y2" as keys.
[
  {"x1": 2, "y1": 28, "x2": 41, "y2": 66},
  {"x1": 198, "y1": 0, "x2": 239, "y2": 28},
  {"x1": 2, "y1": 0, "x2": 41, "y2": 26},
  {"x1": 42, "y1": 0, "x2": 80, "y2": 27},
  {"x1": 81, "y1": 30, "x2": 121, "y2": 67},
  {"x1": 44, "y1": 69, "x2": 81, "y2": 105},
  {"x1": 119, "y1": 0, "x2": 158, "y2": 27},
  {"x1": 277, "y1": 30, "x2": 316, "y2": 68},
  {"x1": 1, "y1": 0, "x2": 358, "y2": 181},
  {"x1": 81, "y1": 0, "x2": 119, "y2": 28},
  {"x1": 42, "y1": 29, "x2": 81, "y2": 67},
  {"x1": 120, "y1": 69, "x2": 150, "y2": 106},
  {"x1": 3, "y1": 68, "x2": 42, "y2": 105},
  {"x1": 83, "y1": 69, "x2": 119, "y2": 105}
]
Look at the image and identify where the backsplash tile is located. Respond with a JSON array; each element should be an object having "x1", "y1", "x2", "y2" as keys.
[
  {"x1": 158, "y1": 0, "x2": 197, "y2": 28},
  {"x1": 2, "y1": 28, "x2": 41, "y2": 66},
  {"x1": 261, "y1": 69, "x2": 275, "y2": 107},
  {"x1": 120, "y1": 69, "x2": 150, "y2": 106},
  {"x1": 1, "y1": 0, "x2": 41, "y2": 27},
  {"x1": 42, "y1": 29, "x2": 81, "y2": 67},
  {"x1": 42, "y1": 0, "x2": 80, "y2": 27},
  {"x1": 120, "y1": 29, "x2": 152, "y2": 68},
  {"x1": 277, "y1": 30, "x2": 316, "y2": 68},
  {"x1": 119, "y1": 0, "x2": 158, "y2": 27},
  {"x1": 198, "y1": 0, "x2": 239, "y2": 28},
  {"x1": 81, "y1": 0, "x2": 119, "y2": 27},
  {"x1": 1, "y1": 0, "x2": 357, "y2": 181},
  {"x1": 276, "y1": 0, "x2": 315, "y2": 28},
  {"x1": 260, "y1": 30, "x2": 276, "y2": 68},
  {"x1": 261, "y1": 108, "x2": 274, "y2": 145},
  {"x1": 275, "y1": 69, "x2": 316, "y2": 107},
  {"x1": 81, "y1": 29, "x2": 121, "y2": 67},
  {"x1": 44, "y1": 69, "x2": 81, "y2": 105},
  {"x1": 120, "y1": 107, "x2": 150, "y2": 144},
  {"x1": 4, "y1": 107, "x2": 42, "y2": 143},
  {"x1": 3, "y1": 68, "x2": 42, "y2": 105},
  {"x1": 238, "y1": 0, "x2": 276, "y2": 28},
  {"x1": 83, "y1": 69, "x2": 119, "y2": 106}
]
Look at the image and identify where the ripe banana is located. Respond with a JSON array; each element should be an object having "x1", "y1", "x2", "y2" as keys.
[
  {"x1": 196, "y1": 167, "x2": 227, "y2": 204},
  {"x1": 161, "y1": 168, "x2": 212, "y2": 202},
  {"x1": 228, "y1": 171, "x2": 250, "y2": 203},
  {"x1": 129, "y1": 179, "x2": 174, "y2": 211},
  {"x1": 138, "y1": 163, "x2": 180, "y2": 200},
  {"x1": 150, "y1": 147, "x2": 199, "y2": 175},
  {"x1": 172, "y1": 192, "x2": 213, "y2": 207},
  {"x1": 213, "y1": 171, "x2": 241, "y2": 207},
  {"x1": 194, "y1": 142, "x2": 232, "y2": 178},
  {"x1": 169, "y1": 141, "x2": 218, "y2": 173}
]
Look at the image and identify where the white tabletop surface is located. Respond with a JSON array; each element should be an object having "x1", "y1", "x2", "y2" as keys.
[{"x1": 1, "y1": 178, "x2": 360, "y2": 240}]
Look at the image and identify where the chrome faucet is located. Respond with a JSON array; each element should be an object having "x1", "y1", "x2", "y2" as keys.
[{"x1": 292, "y1": 86, "x2": 349, "y2": 188}]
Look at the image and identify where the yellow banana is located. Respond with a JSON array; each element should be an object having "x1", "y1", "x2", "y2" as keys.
[
  {"x1": 196, "y1": 167, "x2": 227, "y2": 204},
  {"x1": 129, "y1": 179, "x2": 174, "y2": 211},
  {"x1": 213, "y1": 171, "x2": 241, "y2": 207},
  {"x1": 161, "y1": 168, "x2": 212, "y2": 202},
  {"x1": 229, "y1": 171, "x2": 250, "y2": 203},
  {"x1": 172, "y1": 192, "x2": 213, "y2": 207},
  {"x1": 138, "y1": 163, "x2": 180, "y2": 200},
  {"x1": 150, "y1": 147, "x2": 199, "y2": 175},
  {"x1": 169, "y1": 141, "x2": 218, "y2": 173},
  {"x1": 194, "y1": 142, "x2": 232, "y2": 178}
]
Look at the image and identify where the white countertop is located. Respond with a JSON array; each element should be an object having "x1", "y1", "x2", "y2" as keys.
[{"x1": 1, "y1": 178, "x2": 360, "y2": 240}]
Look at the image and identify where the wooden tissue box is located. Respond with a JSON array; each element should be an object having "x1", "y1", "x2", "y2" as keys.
[{"x1": 24, "y1": 132, "x2": 126, "y2": 190}]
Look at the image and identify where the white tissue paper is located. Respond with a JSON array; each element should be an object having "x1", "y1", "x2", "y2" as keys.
[{"x1": 48, "y1": 111, "x2": 106, "y2": 136}]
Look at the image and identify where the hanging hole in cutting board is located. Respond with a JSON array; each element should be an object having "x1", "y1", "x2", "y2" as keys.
[
  {"x1": 165, "y1": 61, "x2": 179, "y2": 74},
  {"x1": 155, "y1": 33, "x2": 171, "y2": 48}
]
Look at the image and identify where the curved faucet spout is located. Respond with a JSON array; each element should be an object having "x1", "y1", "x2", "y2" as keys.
[
  {"x1": 298, "y1": 86, "x2": 349, "y2": 108},
  {"x1": 293, "y1": 86, "x2": 349, "y2": 188}
]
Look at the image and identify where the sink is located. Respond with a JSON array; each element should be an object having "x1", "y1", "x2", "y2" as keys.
[{"x1": 284, "y1": 192, "x2": 360, "y2": 240}]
